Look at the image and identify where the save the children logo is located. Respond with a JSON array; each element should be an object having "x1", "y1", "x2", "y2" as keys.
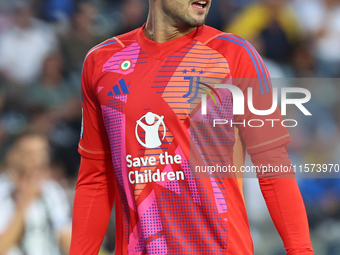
[
  {"x1": 135, "y1": 112, "x2": 166, "y2": 148},
  {"x1": 129, "y1": 113, "x2": 183, "y2": 185}
]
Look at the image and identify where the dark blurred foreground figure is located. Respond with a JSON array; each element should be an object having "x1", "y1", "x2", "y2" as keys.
[
  {"x1": 0, "y1": 132, "x2": 71, "y2": 255},
  {"x1": 70, "y1": 0, "x2": 313, "y2": 254}
]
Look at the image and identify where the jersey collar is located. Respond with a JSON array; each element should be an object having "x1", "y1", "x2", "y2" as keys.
[{"x1": 136, "y1": 24, "x2": 201, "y2": 60}]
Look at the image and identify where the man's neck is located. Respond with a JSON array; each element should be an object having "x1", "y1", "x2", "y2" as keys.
[{"x1": 144, "y1": 8, "x2": 196, "y2": 43}]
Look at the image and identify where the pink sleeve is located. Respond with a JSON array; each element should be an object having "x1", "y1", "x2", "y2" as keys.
[{"x1": 251, "y1": 145, "x2": 314, "y2": 254}]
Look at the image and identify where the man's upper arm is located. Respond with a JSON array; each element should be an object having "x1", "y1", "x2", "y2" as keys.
[
  {"x1": 79, "y1": 54, "x2": 111, "y2": 160},
  {"x1": 227, "y1": 35, "x2": 291, "y2": 155}
]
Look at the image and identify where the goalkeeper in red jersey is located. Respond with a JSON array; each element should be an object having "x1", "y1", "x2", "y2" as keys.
[{"x1": 70, "y1": 0, "x2": 314, "y2": 254}]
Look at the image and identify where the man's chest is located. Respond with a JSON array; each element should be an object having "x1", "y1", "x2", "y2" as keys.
[{"x1": 95, "y1": 47, "x2": 231, "y2": 116}]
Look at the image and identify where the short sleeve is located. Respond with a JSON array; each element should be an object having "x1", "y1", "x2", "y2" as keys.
[
  {"x1": 78, "y1": 54, "x2": 111, "y2": 159},
  {"x1": 228, "y1": 36, "x2": 291, "y2": 155}
]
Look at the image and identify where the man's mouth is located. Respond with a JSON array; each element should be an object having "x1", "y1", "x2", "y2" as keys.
[{"x1": 191, "y1": 1, "x2": 208, "y2": 10}]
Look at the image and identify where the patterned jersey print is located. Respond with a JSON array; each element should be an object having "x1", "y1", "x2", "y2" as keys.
[{"x1": 79, "y1": 25, "x2": 290, "y2": 255}]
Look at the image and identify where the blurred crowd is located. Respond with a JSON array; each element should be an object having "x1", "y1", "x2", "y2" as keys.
[{"x1": 0, "y1": 0, "x2": 339, "y2": 254}]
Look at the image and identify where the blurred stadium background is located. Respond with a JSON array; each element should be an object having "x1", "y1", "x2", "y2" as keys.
[{"x1": 0, "y1": 0, "x2": 339, "y2": 254}]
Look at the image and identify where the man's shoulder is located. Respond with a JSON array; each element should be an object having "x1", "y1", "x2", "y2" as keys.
[
  {"x1": 84, "y1": 27, "x2": 140, "y2": 63},
  {"x1": 196, "y1": 25, "x2": 254, "y2": 53},
  {"x1": 115, "y1": 27, "x2": 140, "y2": 45},
  {"x1": 195, "y1": 25, "x2": 224, "y2": 42}
]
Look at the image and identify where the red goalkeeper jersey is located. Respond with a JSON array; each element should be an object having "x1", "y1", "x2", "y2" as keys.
[{"x1": 78, "y1": 25, "x2": 293, "y2": 255}]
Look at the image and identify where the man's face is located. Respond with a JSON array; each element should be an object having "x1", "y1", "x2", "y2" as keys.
[{"x1": 160, "y1": 0, "x2": 212, "y2": 28}]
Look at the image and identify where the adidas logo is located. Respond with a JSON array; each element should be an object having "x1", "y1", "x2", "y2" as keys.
[{"x1": 108, "y1": 79, "x2": 129, "y2": 96}]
